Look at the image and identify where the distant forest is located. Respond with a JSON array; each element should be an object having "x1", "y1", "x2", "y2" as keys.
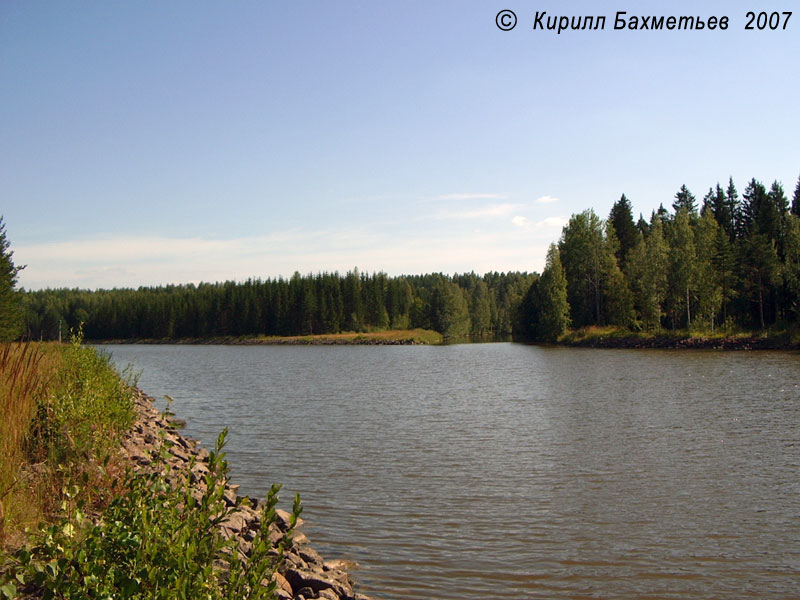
[
  {"x1": 20, "y1": 174, "x2": 800, "y2": 342},
  {"x1": 23, "y1": 271, "x2": 534, "y2": 341}
]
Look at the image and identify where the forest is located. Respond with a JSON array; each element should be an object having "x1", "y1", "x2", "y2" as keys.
[
  {"x1": 21, "y1": 271, "x2": 534, "y2": 341},
  {"x1": 519, "y1": 176, "x2": 800, "y2": 340},
  {"x1": 9, "y1": 174, "x2": 800, "y2": 343}
]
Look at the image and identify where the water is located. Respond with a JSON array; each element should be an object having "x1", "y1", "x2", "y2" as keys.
[{"x1": 102, "y1": 343, "x2": 800, "y2": 599}]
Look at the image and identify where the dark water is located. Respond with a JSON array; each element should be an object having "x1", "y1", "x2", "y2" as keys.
[{"x1": 103, "y1": 343, "x2": 800, "y2": 599}]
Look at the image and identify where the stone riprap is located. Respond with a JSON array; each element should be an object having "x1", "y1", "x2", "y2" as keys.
[{"x1": 121, "y1": 390, "x2": 375, "y2": 600}]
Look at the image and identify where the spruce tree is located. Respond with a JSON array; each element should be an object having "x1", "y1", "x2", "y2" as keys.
[
  {"x1": 608, "y1": 194, "x2": 638, "y2": 268},
  {"x1": 0, "y1": 217, "x2": 24, "y2": 340},
  {"x1": 792, "y1": 174, "x2": 800, "y2": 217},
  {"x1": 740, "y1": 178, "x2": 767, "y2": 237},
  {"x1": 709, "y1": 183, "x2": 733, "y2": 240},
  {"x1": 673, "y1": 185, "x2": 697, "y2": 216},
  {"x1": 726, "y1": 177, "x2": 742, "y2": 240}
]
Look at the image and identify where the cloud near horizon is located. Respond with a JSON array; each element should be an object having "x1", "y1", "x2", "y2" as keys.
[{"x1": 16, "y1": 224, "x2": 559, "y2": 290}]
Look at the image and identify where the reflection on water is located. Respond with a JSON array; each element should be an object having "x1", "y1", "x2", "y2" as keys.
[{"x1": 105, "y1": 343, "x2": 800, "y2": 599}]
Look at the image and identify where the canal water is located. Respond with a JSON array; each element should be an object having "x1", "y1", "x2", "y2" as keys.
[{"x1": 104, "y1": 343, "x2": 800, "y2": 599}]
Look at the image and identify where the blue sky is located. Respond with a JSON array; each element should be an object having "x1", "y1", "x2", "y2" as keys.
[{"x1": 3, "y1": 1, "x2": 799, "y2": 290}]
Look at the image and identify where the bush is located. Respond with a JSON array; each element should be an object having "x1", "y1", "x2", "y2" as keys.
[{"x1": 1, "y1": 429, "x2": 300, "y2": 599}]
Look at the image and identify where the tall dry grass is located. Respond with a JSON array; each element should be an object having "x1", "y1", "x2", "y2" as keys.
[
  {"x1": 0, "y1": 342, "x2": 59, "y2": 545},
  {"x1": 1, "y1": 336, "x2": 135, "y2": 550}
]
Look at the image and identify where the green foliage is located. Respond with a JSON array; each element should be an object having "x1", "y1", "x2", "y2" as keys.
[
  {"x1": 521, "y1": 245, "x2": 570, "y2": 341},
  {"x1": 666, "y1": 208, "x2": 697, "y2": 329},
  {"x1": 558, "y1": 210, "x2": 605, "y2": 327},
  {"x1": 1, "y1": 430, "x2": 300, "y2": 599},
  {"x1": 672, "y1": 184, "x2": 697, "y2": 216},
  {"x1": 783, "y1": 215, "x2": 800, "y2": 321},
  {"x1": 0, "y1": 217, "x2": 24, "y2": 341},
  {"x1": 30, "y1": 327, "x2": 135, "y2": 467},
  {"x1": 521, "y1": 174, "x2": 800, "y2": 335},
  {"x1": 24, "y1": 270, "x2": 534, "y2": 342},
  {"x1": 693, "y1": 210, "x2": 724, "y2": 330},
  {"x1": 468, "y1": 279, "x2": 492, "y2": 337},
  {"x1": 428, "y1": 277, "x2": 471, "y2": 339},
  {"x1": 600, "y1": 222, "x2": 635, "y2": 327},
  {"x1": 1, "y1": 336, "x2": 136, "y2": 546},
  {"x1": 608, "y1": 194, "x2": 639, "y2": 268},
  {"x1": 19, "y1": 174, "x2": 800, "y2": 340},
  {"x1": 627, "y1": 221, "x2": 668, "y2": 330}
]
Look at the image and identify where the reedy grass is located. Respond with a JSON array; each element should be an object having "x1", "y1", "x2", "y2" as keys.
[
  {"x1": 0, "y1": 342, "x2": 58, "y2": 547},
  {"x1": 1, "y1": 329, "x2": 135, "y2": 550}
]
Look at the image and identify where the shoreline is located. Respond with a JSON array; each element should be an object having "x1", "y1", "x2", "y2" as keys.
[
  {"x1": 124, "y1": 389, "x2": 374, "y2": 600},
  {"x1": 553, "y1": 331, "x2": 800, "y2": 351},
  {"x1": 94, "y1": 329, "x2": 442, "y2": 346},
  {"x1": 92, "y1": 331, "x2": 800, "y2": 351}
]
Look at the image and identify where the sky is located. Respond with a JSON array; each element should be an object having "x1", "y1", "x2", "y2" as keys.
[{"x1": 2, "y1": 1, "x2": 799, "y2": 290}]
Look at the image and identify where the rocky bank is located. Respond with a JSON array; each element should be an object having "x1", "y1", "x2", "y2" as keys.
[{"x1": 121, "y1": 390, "x2": 375, "y2": 600}]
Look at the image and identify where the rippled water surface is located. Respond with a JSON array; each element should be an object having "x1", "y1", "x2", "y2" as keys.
[{"x1": 104, "y1": 343, "x2": 800, "y2": 599}]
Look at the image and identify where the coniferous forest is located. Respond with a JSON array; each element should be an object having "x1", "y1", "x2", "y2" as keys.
[{"x1": 14, "y1": 175, "x2": 800, "y2": 343}]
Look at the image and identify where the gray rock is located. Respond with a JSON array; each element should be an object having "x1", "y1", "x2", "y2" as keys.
[{"x1": 284, "y1": 569, "x2": 347, "y2": 599}]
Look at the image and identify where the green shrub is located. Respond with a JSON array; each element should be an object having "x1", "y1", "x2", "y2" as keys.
[{"x1": 1, "y1": 429, "x2": 300, "y2": 599}]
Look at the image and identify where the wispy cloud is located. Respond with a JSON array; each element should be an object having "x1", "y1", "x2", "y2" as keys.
[
  {"x1": 511, "y1": 215, "x2": 569, "y2": 231},
  {"x1": 535, "y1": 195, "x2": 560, "y2": 204},
  {"x1": 511, "y1": 216, "x2": 528, "y2": 228}
]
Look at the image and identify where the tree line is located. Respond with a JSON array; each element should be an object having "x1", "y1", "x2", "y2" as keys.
[
  {"x1": 518, "y1": 175, "x2": 800, "y2": 340},
  {"x1": 22, "y1": 270, "x2": 534, "y2": 341},
  {"x1": 8, "y1": 173, "x2": 800, "y2": 344}
]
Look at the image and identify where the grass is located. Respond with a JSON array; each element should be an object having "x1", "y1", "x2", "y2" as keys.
[
  {"x1": 557, "y1": 325, "x2": 800, "y2": 348},
  {"x1": 253, "y1": 328, "x2": 442, "y2": 345},
  {"x1": 94, "y1": 327, "x2": 444, "y2": 346},
  {"x1": 0, "y1": 342, "x2": 55, "y2": 546},
  {"x1": 0, "y1": 330, "x2": 135, "y2": 551},
  {"x1": 1, "y1": 429, "x2": 301, "y2": 600},
  {"x1": 1, "y1": 332, "x2": 301, "y2": 599}
]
